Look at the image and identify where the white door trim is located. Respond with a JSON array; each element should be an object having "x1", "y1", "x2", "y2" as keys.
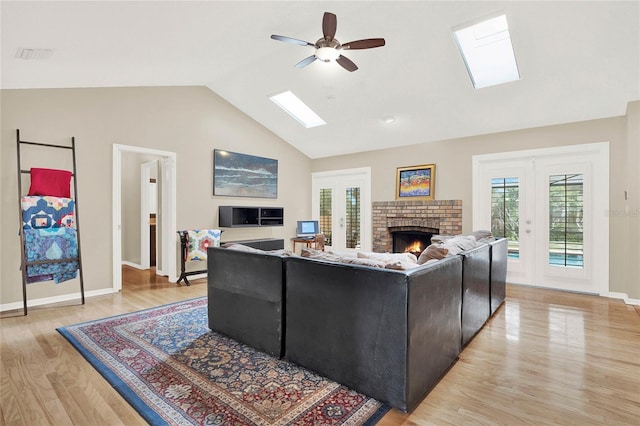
[
  {"x1": 112, "y1": 145, "x2": 177, "y2": 291},
  {"x1": 472, "y1": 142, "x2": 609, "y2": 295}
]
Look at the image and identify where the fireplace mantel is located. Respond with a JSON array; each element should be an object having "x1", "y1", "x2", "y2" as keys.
[{"x1": 372, "y1": 200, "x2": 462, "y2": 253}]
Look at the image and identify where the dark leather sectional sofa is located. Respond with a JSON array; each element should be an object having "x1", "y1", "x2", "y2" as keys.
[{"x1": 206, "y1": 237, "x2": 507, "y2": 412}]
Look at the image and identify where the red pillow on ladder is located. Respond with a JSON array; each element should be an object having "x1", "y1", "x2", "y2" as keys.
[{"x1": 28, "y1": 168, "x2": 72, "y2": 198}]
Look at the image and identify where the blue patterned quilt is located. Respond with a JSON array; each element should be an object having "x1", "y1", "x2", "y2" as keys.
[
  {"x1": 21, "y1": 196, "x2": 75, "y2": 229},
  {"x1": 24, "y1": 228, "x2": 78, "y2": 284}
]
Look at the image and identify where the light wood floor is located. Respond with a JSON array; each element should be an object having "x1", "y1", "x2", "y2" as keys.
[{"x1": 1, "y1": 267, "x2": 639, "y2": 425}]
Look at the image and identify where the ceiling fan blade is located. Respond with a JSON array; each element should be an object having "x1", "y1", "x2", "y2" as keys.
[
  {"x1": 341, "y1": 38, "x2": 386, "y2": 50},
  {"x1": 295, "y1": 55, "x2": 317, "y2": 68},
  {"x1": 271, "y1": 34, "x2": 315, "y2": 47},
  {"x1": 322, "y1": 12, "x2": 337, "y2": 41},
  {"x1": 336, "y1": 55, "x2": 358, "y2": 72}
]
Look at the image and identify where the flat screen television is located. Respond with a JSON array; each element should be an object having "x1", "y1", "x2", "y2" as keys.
[{"x1": 296, "y1": 220, "x2": 319, "y2": 238}]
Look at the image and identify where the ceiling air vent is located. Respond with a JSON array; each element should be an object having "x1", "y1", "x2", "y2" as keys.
[{"x1": 15, "y1": 48, "x2": 54, "y2": 60}]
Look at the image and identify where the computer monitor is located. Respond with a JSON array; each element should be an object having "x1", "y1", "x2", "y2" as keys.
[{"x1": 296, "y1": 220, "x2": 319, "y2": 238}]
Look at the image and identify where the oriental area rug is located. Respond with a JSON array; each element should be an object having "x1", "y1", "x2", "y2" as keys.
[{"x1": 57, "y1": 297, "x2": 389, "y2": 425}]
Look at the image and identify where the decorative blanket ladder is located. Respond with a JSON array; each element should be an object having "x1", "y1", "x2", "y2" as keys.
[{"x1": 16, "y1": 129, "x2": 85, "y2": 315}]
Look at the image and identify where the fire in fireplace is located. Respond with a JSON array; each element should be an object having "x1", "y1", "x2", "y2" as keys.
[{"x1": 392, "y1": 231, "x2": 434, "y2": 257}]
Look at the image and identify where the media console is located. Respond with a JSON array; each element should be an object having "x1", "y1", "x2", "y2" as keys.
[{"x1": 219, "y1": 206, "x2": 284, "y2": 227}]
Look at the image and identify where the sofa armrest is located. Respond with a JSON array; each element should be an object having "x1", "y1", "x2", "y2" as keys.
[
  {"x1": 405, "y1": 255, "x2": 462, "y2": 411},
  {"x1": 459, "y1": 243, "x2": 491, "y2": 347},
  {"x1": 207, "y1": 247, "x2": 285, "y2": 357},
  {"x1": 488, "y1": 238, "x2": 508, "y2": 315}
]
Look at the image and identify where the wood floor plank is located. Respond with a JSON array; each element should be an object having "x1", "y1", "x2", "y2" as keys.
[{"x1": 1, "y1": 266, "x2": 639, "y2": 425}]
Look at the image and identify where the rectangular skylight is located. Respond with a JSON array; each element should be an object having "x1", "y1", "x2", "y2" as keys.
[
  {"x1": 453, "y1": 14, "x2": 520, "y2": 89},
  {"x1": 269, "y1": 90, "x2": 326, "y2": 128}
]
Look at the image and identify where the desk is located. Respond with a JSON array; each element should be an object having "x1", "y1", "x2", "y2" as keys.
[{"x1": 292, "y1": 236, "x2": 324, "y2": 253}]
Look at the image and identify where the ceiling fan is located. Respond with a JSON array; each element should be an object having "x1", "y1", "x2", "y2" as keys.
[{"x1": 270, "y1": 12, "x2": 385, "y2": 72}]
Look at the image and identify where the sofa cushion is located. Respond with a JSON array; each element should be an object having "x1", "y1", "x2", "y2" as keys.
[
  {"x1": 301, "y1": 248, "x2": 386, "y2": 268},
  {"x1": 357, "y1": 251, "x2": 418, "y2": 264},
  {"x1": 384, "y1": 260, "x2": 422, "y2": 270},
  {"x1": 471, "y1": 230, "x2": 494, "y2": 243},
  {"x1": 447, "y1": 235, "x2": 478, "y2": 252},
  {"x1": 325, "y1": 249, "x2": 357, "y2": 258},
  {"x1": 340, "y1": 257, "x2": 387, "y2": 268}
]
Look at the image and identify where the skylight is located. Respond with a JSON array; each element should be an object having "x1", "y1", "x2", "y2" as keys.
[
  {"x1": 269, "y1": 90, "x2": 326, "y2": 128},
  {"x1": 453, "y1": 14, "x2": 520, "y2": 89}
]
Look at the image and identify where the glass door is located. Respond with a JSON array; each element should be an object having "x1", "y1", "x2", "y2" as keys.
[
  {"x1": 312, "y1": 168, "x2": 371, "y2": 252},
  {"x1": 473, "y1": 143, "x2": 609, "y2": 295}
]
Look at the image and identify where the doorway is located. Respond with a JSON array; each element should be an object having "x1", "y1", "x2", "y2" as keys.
[
  {"x1": 312, "y1": 167, "x2": 372, "y2": 252},
  {"x1": 472, "y1": 142, "x2": 609, "y2": 295},
  {"x1": 112, "y1": 144, "x2": 177, "y2": 292},
  {"x1": 141, "y1": 160, "x2": 159, "y2": 270}
]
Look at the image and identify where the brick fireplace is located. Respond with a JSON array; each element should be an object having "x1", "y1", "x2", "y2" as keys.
[{"x1": 372, "y1": 200, "x2": 462, "y2": 253}]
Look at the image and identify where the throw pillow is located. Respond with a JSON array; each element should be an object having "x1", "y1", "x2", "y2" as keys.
[
  {"x1": 430, "y1": 235, "x2": 454, "y2": 244},
  {"x1": 187, "y1": 229, "x2": 222, "y2": 261},
  {"x1": 28, "y1": 168, "x2": 73, "y2": 198},
  {"x1": 417, "y1": 244, "x2": 449, "y2": 264}
]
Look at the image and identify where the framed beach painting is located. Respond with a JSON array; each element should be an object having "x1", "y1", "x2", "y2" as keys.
[
  {"x1": 213, "y1": 149, "x2": 278, "y2": 198},
  {"x1": 396, "y1": 164, "x2": 435, "y2": 200}
]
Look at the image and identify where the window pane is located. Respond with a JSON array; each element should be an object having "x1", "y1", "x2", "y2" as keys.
[
  {"x1": 491, "y1": 177, "x2": 520, "y2": 258},
  {"x1": 345, "y1": 187, "x2": 360, "y2": 249},
  {"x1": 549, "y1": 174, "x2": 584, "y2": 268},
  {"x1": 319, "y1": 188, "x2": 332, "y2": 246}
]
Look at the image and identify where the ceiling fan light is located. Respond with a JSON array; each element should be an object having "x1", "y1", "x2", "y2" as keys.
[{"x1": 316, "y1": 46, "x2": 340, "y2": 62}]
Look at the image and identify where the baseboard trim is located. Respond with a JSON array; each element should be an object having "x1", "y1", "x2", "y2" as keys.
[
  {"x1": 121, "y1": 261, "x2": 146, "y2": 270},
  {"x1": 0, "y1": 287, "x2": 118, "y2": 312},
  {"x1": 607, "y1": 292, "x2": 640, "y2": 306}
]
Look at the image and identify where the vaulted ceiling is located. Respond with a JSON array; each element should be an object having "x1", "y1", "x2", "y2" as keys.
[{"x1": 2, "y1": 1, "x2": 639, "y2": 158}]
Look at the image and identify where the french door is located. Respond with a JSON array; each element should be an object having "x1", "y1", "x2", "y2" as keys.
[
  {"x1": 312, "y1": 167, "x2": 371, "y2": 252},
  {"x1": 473, "y1": 143, "x2": 609, "y2": 295}
]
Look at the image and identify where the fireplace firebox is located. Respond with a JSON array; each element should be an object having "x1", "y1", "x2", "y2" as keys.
[{"x1": 392, "y1": 231, "x2": 434, "y2": 257}]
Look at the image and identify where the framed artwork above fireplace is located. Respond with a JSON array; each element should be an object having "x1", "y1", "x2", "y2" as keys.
[{"x1": 395, "y1": 163, "x2": 435, "y2": 200}]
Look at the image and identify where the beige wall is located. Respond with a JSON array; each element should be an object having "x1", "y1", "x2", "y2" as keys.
[
  {"x1": 623, "y1": 101, "x2": 640, "y2": 299},
  {"x1": 0, "y1": 87, "x2": 312, "y2": 307},
  {"x1": 312, "y1": 102, "x2": 640, "y2": 299},
  {"x1": 1, "y1": 86, "x2": 637, "y2": 307}
]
